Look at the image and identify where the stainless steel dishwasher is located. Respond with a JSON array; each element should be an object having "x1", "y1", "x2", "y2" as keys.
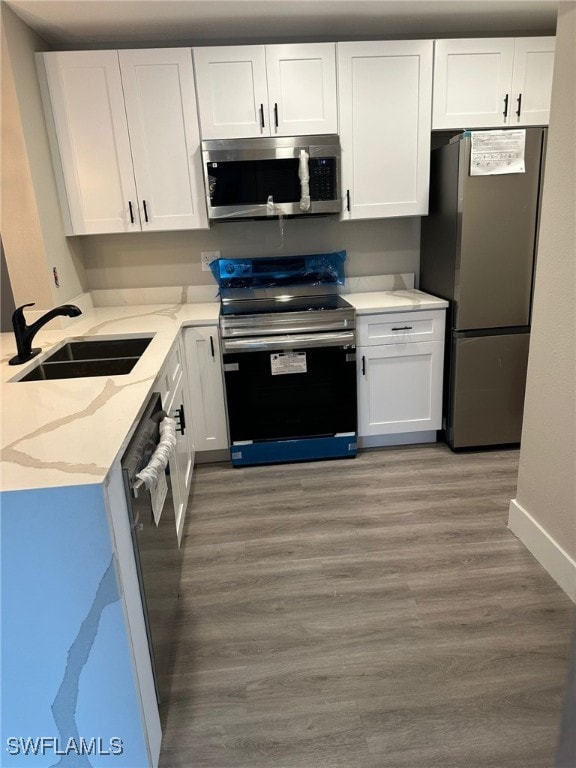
[{"x1": 121, "y1": 392, "x2": 182, "y2": 712}]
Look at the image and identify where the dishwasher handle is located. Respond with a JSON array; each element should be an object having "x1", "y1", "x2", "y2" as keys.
[
  {"x1": 222, "y1": 330, "x2": 356, "y2": 353},
  {"x1": 133, "y1": 414, "x2": 177, "y2": 496}
]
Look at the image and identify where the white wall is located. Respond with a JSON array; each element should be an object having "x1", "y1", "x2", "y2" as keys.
[
  {"x1": 509, "y1": 3, "x2": 576, "y2": 599},
  {"x1": 82, "y1": 216, "x2": 421, "y2": 289}
]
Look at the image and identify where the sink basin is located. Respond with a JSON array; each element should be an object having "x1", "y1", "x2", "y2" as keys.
[
  {"x1": 44, "y1": 337, "x2": 152, "y2": 363},
  {"x1": 19, "y1": 358, "x2": 140, "y2": 381},
  {"x1": 14, "y1": 335, "x2": 153, "y2": 382}
]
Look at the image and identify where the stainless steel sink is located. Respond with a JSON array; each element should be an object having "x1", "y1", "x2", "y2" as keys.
[{"x1": 15, "y1": 335, "x2": 153, "y2": 382}]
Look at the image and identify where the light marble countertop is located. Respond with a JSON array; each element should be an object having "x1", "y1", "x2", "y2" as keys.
[
  {"x1": 0, "y1": 302, "x2": 219, "y2": 493},
  {"x1": 0, "y1": 290, "x2": 446, "y2": 493},
  {"x1": 346, "y1": 289, "x2": 449, "y2": 314}
]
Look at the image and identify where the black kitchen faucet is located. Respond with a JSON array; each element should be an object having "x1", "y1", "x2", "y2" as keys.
[{"x1": 9, "y1": 302, "x2": 82, "y2": 365}]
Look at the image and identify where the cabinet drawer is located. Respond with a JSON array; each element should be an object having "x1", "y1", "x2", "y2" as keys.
[{"x1": 357, "y1": 310, "x2": 445, "y2": 346}]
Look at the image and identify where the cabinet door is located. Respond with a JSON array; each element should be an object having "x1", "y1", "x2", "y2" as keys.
[
  {"x1": 168, "y1": 372, "x2": 195, "y2": 544},
  {"x1": 511, "y1": 38, "x2": 555, "y2": 126},
  {"x1": 39, "y1": 51, "x2": 139, "y2": 235},
  {"x1": 338, "y1": 40, "x2": 433, "y2": 220},
  {"x1": 183, "y1": 327, "x2": 229, "y2": 452},
  {"x1": 265, "y1": 43, "x2": 338, "y2": 136},
  {"x1": 157, "y1": 340, "x2": 195, "y2": 543},
  {"x1": 193, "y1": 46, "x2": 269, "y2": 139},
  {"x1": 358, "y1": 341, "x2": 443, "y2": 436},
  {"x1": 119, "y1": 49, "x2": 208, "y2": 230},
  {"x1": 432, "y1": 39, "x2": 515, "y2": 129}
]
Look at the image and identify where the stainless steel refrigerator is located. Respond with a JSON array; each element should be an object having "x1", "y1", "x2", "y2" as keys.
[{"x1": 420, "y1": 127, "x2": 546, "y2": 449}]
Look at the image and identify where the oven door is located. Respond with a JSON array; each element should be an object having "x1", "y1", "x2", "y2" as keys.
[{"x1": 222, "y1": 331, "x2": 357, "y2": 445}]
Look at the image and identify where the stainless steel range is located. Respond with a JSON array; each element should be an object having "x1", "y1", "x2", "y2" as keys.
[{"x1": 214, "y1": 254, "x2": 357, "y2": 467}]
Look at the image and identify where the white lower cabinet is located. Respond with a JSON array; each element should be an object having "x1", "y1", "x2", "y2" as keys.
[
  {"x1": 357, "y1": 310, "x2": 446, "y2": 444},
  {"x1": 156, "y1": 338, "x2": 195, "y2": 543},
  {"x1": 183, "y1": 326, "x2": 229, "y2": 454}
]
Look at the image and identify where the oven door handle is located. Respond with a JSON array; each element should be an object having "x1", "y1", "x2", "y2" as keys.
[{"x1": 222, "y1": 331, "x2": 356, "y2": 353}]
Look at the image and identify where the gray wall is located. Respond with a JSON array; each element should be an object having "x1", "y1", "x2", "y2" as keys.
[
  {"x1": 513, "y1": 3, "x2": 575, "y2": 558},
  {"x1": 1, "y1": 4, "x2": 87, "y2": 309},
  {"x1": 82, "y1": 216, "x2": 421, "y2": 289},
  {"x1": 1, "y1": 238, "x2": 16, "y2": 332}
]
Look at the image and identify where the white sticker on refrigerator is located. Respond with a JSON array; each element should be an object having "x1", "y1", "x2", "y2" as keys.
[
  {"x1": 470, "y1": 129, "x2": 526, "y2": 176},
  {"x1": 270, "y1": 351, "x2": 307, "y2": 375}
]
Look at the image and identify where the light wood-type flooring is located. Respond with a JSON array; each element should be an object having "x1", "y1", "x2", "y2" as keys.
[{"x1": 159, "y1": 444, "x2": 574, "y2": 768}]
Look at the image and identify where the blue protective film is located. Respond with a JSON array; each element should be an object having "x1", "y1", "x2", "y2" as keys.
[{"x1": 210, "y1": 251, "x2": 347, "y2": 290}]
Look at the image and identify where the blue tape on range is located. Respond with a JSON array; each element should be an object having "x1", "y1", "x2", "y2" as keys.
[{"x1": 229, "y1": 435, "x2": 357, "y2": 467}]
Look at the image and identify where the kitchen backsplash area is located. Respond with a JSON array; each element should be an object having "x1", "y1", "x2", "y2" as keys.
[
  {"x1": 89, "y1": 273, "x2": 415, "y2": 308},
  {"x1": 81, "y1": 215, "x2": 420, "y2": 293}
]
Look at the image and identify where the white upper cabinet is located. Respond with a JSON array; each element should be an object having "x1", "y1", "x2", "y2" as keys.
[
  {"x1": 38, "y1": 49, "x2": 207, "y2": 235},
  {"x1": 337, "y1": 40, "x2": 433, "y2": 220},
  {"x1": 38, "y1": 51, "x2": 139, "y2": 235},
  {"x1": 510, "y1": 38, "x2": 556, "y2": 126},
  {"x1": 193, "y1": 46, "x2": 268, "y2": 139},
  {"x1": 432, "y1": 37, "x2": 555, "y2": 129},
  {"x1": 193, "y1": 43, "x2": 338, "y2": 139},
  {"x1": 119, "y1": 49, "x2": 208, "y2": 231},
  {"x1": 264, "y1": 44, "x2": 338, "y2": 136}
]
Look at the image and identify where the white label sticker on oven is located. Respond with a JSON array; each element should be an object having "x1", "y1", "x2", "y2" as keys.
[{"x1": 270, "y1": 351, "x2": 307, "y2": 375}]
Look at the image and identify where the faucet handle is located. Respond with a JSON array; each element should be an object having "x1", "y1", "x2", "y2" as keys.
[
  {"x1": 13, "y1": 302, "x2": 35, "y2": 318},
  {"x1": 12, "y1": 303, "x2": 35, "y2": 324}
]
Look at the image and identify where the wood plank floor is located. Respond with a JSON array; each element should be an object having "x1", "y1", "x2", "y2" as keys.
[{"x1": 159, "y1": 444, "x2": 574, "y2": 768}]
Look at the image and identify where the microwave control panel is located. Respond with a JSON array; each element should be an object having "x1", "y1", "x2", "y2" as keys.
[{"x1": 309, "y1": 158, "x2": 337, "y2": 201}]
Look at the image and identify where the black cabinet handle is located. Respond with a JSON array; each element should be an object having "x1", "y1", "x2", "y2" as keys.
[
  {"x1": 392, "y1": 326, "x2": 413, "y2": 331},
  {"x1": 143, "y1": 199, "x2": 149, "y2": 223},
  {"x1": 174, "y1": 404, "x2": 186, "y2": 435},
  {"x1": 516, "y1": 93, "x2": 522, "y2": 119},
  {"x1": 210, "y1": 335, "x2": 215, "y2": 358},
  {"x1": 128, "y1": 201, "x2": 135, "y2": 224},
  {"x1": 274, "y1": 102, "x2": 279, "y2": 129},
  {"x1": 259, "y1": 104, "x2": 265, "y2": 130},
  {"x1": 346, "y1": 189, "x2": 351, "y2": 212},
  {"x1": 503, "y1": 93, "x2": 509, "y2": 118},
  {"x1": 361, "y1": 355, "x2": 366, "y2": 376}
]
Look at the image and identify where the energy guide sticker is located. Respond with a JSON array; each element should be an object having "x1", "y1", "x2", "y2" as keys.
[{"x1": 270, "y1": 351, "x2": 307, "y2": 375}]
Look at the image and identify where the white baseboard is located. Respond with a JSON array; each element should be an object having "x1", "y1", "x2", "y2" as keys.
[{"x1": 508, "y1": 498, "x2": 576, "y2": 603}]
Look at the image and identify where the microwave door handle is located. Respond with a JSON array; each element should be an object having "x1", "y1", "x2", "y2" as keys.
[{"x1": 298, "y1": 150, "x2": 310, "y2": 212}]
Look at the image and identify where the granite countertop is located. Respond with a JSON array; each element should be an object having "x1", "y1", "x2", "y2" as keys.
[{"x1": 0, "y1": 290, "x2": 447, "y2": 493}]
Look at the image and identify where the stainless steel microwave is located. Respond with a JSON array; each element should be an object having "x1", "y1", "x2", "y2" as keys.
[{"x1": 201, "y1": 135, "x2": 341, "y2": 221}]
